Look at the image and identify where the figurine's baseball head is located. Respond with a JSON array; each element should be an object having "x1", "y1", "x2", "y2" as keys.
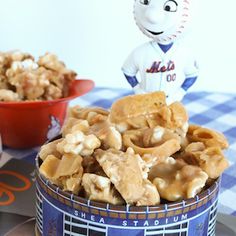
[{"x1": 134, "y1": 0, "x2": 191, "y2": 44}]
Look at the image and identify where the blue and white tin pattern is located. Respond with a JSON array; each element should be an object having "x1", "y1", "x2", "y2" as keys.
[{"x1": 36, "y1": 160, "x2": 219, "y2": 236}]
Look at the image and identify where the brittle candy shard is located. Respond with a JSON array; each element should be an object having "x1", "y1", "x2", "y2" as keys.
[
  {"x1": 123, "y1": 128, "x2": 181, "y2": 159},
  {"x1": 187, "y1": 124, "x2": 229, "y2": 149},
  {"x1": 90, "y1": 121, "x2": 122, "y2": 150},
  {"x1": 82, "y1": 173, "x2": 125, "y2": 205},
  {"x1": 95, "y1": 149, "x2": 160, "y2": 205},
  {"x1": 109, "y1": 91, "x2": 166, "y2": 123},
  {"x1": 39, "y1": 138, "x2": 63, "y2": 161}
]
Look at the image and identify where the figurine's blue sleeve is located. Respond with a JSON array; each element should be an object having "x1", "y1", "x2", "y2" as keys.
[
  {"x1": 182, "y1": 58, "x2": 199, "y2": 92},
  {"x1": 123, "y1": 73, "x2": 139, "y2": 88},
  {"x1": 167, "y1": 58, "x2": 199, "y2": 104},
  {"x1": 181, "y1": 76, "x2": 198, "y2": 91},
  {"x1": 122, "y1": 47, "x2": 141, "y2": 90}
]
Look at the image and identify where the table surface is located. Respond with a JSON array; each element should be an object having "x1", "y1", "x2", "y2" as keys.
[{"x1": 1, "y1": 87, "x2": 236, "y2": 218}]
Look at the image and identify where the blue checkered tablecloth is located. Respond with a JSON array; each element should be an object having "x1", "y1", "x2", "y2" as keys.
[{"x1": 2, "y1": 88, "x2": 236, "y2": 217}]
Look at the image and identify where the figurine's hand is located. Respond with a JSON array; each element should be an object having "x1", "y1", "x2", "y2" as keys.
[
  {"x1": 166, "y1": 89, "x2": 186, "y2": 105},
  {"x1": 133, "y1": 84, "x2": 146, "y2": 94}
]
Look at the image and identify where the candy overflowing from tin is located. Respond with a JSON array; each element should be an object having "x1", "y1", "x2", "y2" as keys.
[{"x1": 38, "y1": 91, "x2": 229, "y2": 206}]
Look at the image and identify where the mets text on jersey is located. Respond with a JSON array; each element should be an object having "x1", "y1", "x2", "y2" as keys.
[{"x1": 146, "y1": 60, "x2": 175, "y2": 73}]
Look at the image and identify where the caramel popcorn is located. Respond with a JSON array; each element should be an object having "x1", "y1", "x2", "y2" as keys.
[
  {"x1": 38, "y1": 91, "x2": 229, "y2": 206},
  {"x1": 56, "y1": 130, "x2": 101, "y2": 156},
  {"x1": 0, "y1": 76, "x2": 8, "y2": 90},
  {"x1": 38, "y1": 53, "x2": 75, "y2": 77},
  {"x1": 0, "y1": 89, "x2": 20, "y2": 102},
  {"x1": 0, "y1": 51, "x2": 76, "y2": 101}
]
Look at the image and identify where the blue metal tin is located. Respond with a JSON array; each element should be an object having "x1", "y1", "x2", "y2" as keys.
[{"x1": 35, "y1": 156, "x2": 219, "y2": 236}]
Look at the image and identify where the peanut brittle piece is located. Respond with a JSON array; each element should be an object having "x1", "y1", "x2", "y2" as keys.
[
  {"x1": 69, "y1": 106, "x2": 109, "y2": 125},
  {"x1": 39, "y1": 138, "x2": 63, "y2": 161},
  {"x1": 94, "y1": 148, "x2": 160, "y2": 206},
  {"x1": 89, "y1": 121, "x2": 122, "y2": 150},
  {"x1": 180, "y1": 145, "x2": 229, "y2": 179},
  {"x1": 61, "y1": 118, "x2": 90, "y2": 137},
  {"x1": 82, "y1": 156, "x2": 106, "y2": 177},
  {"x1": 123, "y1": 128, "x2": 181, "y2": 158},
  {"x1": 187, "y1": 124, "x2": 229, "y2": 149},
  {"x1": 82, "y1": 173, "x2": 124, "y2": 205},
  {"x1": 39, "y1": 153, "x2": 83, "y2": 194},
  {"x1": 157, "y1": 102, "x2": 189, "y2": 131},
  {"x1": 109, "y1": 92, "x2": 166, "y2": 124}
]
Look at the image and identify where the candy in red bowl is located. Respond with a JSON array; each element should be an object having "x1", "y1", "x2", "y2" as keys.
[{"x1": 0, "y1": 79, "x2": 94, "y2": 148}]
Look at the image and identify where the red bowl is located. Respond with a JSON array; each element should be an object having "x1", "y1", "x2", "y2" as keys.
[{"x1": 0, "y1": 79, "x2": 94, "y2": 149}]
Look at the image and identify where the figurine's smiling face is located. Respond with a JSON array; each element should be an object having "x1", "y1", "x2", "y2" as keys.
[{"x1": 134, "y1": 0, "x2": 190, "y2": 43}]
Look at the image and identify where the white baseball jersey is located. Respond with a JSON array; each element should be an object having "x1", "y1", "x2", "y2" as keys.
[{"x1": 122, "y1": 41, "x2": 198, "y2": 102}]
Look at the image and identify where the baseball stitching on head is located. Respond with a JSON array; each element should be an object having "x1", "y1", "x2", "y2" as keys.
[{"x1": 134, "y1": 0, "x2": 191, "y2": 43}]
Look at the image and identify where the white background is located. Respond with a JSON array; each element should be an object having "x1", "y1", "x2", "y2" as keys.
[{"x1": 0, "y1": 0, "x2": 235, "y2": 93}]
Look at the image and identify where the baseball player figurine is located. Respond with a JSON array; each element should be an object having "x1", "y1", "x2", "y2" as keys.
[{"x1": 122, "y1": 0, "x2": 198, "y2": 104}]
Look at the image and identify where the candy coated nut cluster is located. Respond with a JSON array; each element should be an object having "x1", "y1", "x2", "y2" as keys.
[
  {"x1": 149, "y1": 157, "x2": 208, "y2": 201},
  {"x1": 0, "y1": 51, "x2": 76, "y2": 101},
  {"x1": 39, "y1": 92, "x2": 229, "y2": 206}
]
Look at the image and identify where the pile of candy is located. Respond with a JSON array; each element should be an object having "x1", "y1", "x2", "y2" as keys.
[
  {"x1": 39, "y1": 92, "x2": 229, "y2": 206},
  {"x1": 0, "y1": 51, "x2": 76, "y2": 101}
]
